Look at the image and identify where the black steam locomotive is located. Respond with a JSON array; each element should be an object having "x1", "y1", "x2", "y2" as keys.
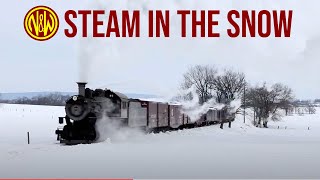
[{"x1": 56, "y1": 82, "x2": 234, "y2": 144}]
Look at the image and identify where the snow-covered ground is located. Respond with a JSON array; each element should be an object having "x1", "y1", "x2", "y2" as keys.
[{"x1": 0, "y1": 103, "x2": 320, "y2": 178}]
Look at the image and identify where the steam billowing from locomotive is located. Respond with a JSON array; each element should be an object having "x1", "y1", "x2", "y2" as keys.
[{"x1": 56, "y1": 83, "x2": 235, "y2": 145}]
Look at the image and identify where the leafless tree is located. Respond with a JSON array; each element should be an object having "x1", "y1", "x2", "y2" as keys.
[
  {"x1": 246, "y1": 84, "x2": 271, "y2": 127},
  {"x1": 306, "y1": 104, "x2": 316, "y2": 114},
  {"x1": 180, "y1": 65, "x2": 246, "y2": 129},
  {"x1": 272, "y1": 83, "x2": 294, "y2": 116},
  {"x1": 212, "y1": 69, "x2": 246, "y2": 128},
  {"x1": 181, "y1": 65, "x2": 217, "y2": 104},
  {"x1": 246, "y1": 83, "x2": 294, "y2": 128},
  {"x1": 212, "y1": 69, "x2": 246, "y2": 103},
  {"x1": 12, "y1": 93, "x2": 69, "y2": 106}
]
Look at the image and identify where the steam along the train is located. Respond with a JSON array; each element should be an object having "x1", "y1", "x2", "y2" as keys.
[{"x1": 55, "y1": 82, "x2": 235, "y2": 144}]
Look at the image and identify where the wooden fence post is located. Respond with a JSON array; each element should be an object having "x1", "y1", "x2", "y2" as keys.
[{"x1": 27, "y1": 132, "x2": 30, "y2": 144}]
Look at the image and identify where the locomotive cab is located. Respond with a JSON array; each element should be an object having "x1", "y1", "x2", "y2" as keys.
[{"x1": 103, "y1": 89, "x2": 129, "y2": 118}]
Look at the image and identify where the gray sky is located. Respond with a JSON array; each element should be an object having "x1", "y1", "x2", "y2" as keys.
[{"x1": 0, "y1": 0, "x2": 319, "y2": 99}]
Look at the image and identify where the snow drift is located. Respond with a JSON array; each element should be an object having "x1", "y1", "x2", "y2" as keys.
[{"x1": 0, "y1": 103, "x2": 320, "y2": 178}]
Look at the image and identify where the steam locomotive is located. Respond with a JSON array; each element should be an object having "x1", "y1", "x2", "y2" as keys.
[{"x1": 55, "y1": 82, "x2": 234, "y2": 144}]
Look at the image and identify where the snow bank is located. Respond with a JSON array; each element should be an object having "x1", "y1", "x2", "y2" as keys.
[
  {"x1": 0, "y1": 104, "x2": 64, "y2": 145},
  {"x1": 0, "y1": 104, "x2": 320, "y2": 178}
]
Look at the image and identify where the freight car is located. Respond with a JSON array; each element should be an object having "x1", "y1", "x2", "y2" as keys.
[{"x1": 55, "y1": 82, "x2": 234, "y2": 144}]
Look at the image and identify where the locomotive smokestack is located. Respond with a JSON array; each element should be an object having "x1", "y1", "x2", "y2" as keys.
[{"x1": 77, "y1": 82, "x2": 87, "y2": 96}]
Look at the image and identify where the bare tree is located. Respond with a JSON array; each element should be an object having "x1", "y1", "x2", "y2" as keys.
[
  {"x1": 246, "y1": 84, "x2": 271, "y2": 127},
  {"x1": 272, "y1": 83, "x2": 294, "y2": 116},
  {"x1": 246, "y1": 83, "x2": 294, "y2": 128},
  {"x1": 212, "y1": 69, "x2": 246, "y2": 103},
  {"x1": 306, "y1": 104, "x2": 316, "y2": 114},
  {"x1": 212, "y1": 69, "x2": 246, "y2": 128},
  {"x1": 304, "y1": 103, "x2": 317, "y2": 114},
  {"x1": 12, "y1": 93, "x2": 70, "y2": 106},
  {"x1": 181, "y1": 65, "x2": 217, "y2": 104},
  {"x1": 180, "y1": 65, "x2": 245, "y2": 129}
]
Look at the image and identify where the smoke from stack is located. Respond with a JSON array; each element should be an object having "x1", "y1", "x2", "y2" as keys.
[{"x1": 77, "y1": 38, "x2": 95, "y2": 83}]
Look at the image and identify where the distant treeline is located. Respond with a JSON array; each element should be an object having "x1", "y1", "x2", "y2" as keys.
[{"x1": 0, "y1": 93, "x2": 70, "y2": 106}]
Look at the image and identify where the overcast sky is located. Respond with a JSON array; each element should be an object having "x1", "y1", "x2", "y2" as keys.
[{"x1": 0, "y1": 0, "x2": 319, "y2": 99}]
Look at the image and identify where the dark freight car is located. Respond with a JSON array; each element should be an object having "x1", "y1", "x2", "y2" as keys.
[
  {"x1": 158, "y1": 103, "x2": 169, "y2": 127},
  {"x1": 168, "y1": 104, "x2": 183, "y2": 128},
  {"x1": 147, "y1": 101, "x2": 158, "y2": 128}
]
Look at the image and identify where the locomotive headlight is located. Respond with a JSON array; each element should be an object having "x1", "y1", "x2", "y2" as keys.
[{"x1": 72, "y1": 96, "x2": 78, "y2": 101}]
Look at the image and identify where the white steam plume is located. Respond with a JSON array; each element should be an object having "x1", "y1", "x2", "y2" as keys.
[
  {"x1": 170, "y1": 85, "x2": 243, "y2": 122},
  {"x1": 229, "y1": 98, "x2": 243, "y2": 114},
  {"x1": 77, "y1": 38, "x2": 93, "y2": 82},
  {"x1": 95, "y1": 115, "x2": 144, "y2": 143},
  {"x1": 95, "y1": 100, "x2": 144, "y2": 143},
  {"x1": 173, "y1": 85, "x2": 224, "y2": 122}
]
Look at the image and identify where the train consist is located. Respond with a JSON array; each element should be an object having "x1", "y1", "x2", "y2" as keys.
[{"x1": 55, "y1": 82, "x2": 235, "y2": 144}]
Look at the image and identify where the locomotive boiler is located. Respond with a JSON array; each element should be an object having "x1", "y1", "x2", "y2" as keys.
[{"x1": 56, "y1": 83, "x2": 234, "y2": 144}]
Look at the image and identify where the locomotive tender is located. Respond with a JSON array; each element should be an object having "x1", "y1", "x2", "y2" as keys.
[{"x1": 56, "y1": 82, "x2": 233, "y2": 144}]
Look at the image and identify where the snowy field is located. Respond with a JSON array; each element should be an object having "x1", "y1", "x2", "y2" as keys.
[{"x1": 0, "y1": 103, "x2": 320, "y2": 179}]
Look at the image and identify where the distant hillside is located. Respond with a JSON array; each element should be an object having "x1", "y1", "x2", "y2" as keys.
[
  {"x1": 0, "y1": 92, "x2": 73, "y2": 100},
  {"x1": 0, "y1": 92, "x2": 158, "y2": 100}
]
